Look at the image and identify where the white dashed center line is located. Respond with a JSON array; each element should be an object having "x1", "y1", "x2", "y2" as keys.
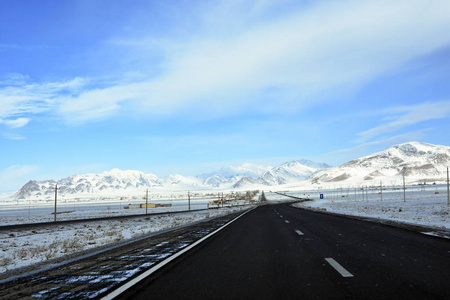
[
  {"x1": 295, "y1": 230, "x2": 304, "y2": 236},
  {"x1": 285, "y1": 220, "x2": 290, "y2": 224},
  {"x1": 325, "y1": 258, "x2": 354, "y2": 278}
]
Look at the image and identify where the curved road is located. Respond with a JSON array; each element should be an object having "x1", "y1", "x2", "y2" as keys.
[{"x1": 117, "y1": 203, "x2": 450, "y2": 300}]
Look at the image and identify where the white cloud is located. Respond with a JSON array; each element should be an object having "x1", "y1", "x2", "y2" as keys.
[
  {"x1": 0, "y1": 76, "x2": 89, "y2": 120},
  {"x1": 58, "y1": 85, "x2": 131, "y2": 123},
  {"x1": 2, "y1": 1, "x2": 450, "y2": 125},
  {"x1": 0, "y1": 117, "x2": 30, "y2": 128},
  {"x1": 357, "y1": 101, "x2": 450, "y2": 142},
  {"x1": 340, "y1": 130, "x2": 429, "y2": 154},
  {"x1": 0, "y1": 73, "x2": 30, "y2": 86},
  {"x1": 54, "y1": 0, "x2": 450, "y2": 123},
  {"x1": 1, "y1": 133, "x2": 26, "y2": 140},
  {"x1": 325, "y1": 130, "x2": 430, "y2": 166}
]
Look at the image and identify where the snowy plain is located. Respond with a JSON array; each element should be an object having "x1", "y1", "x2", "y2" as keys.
[
  {"x1": 2, "y1": 184, "x2": 450, "y2": 276},
  {"x1": 0, "y1": 193, "x2": 231, "y2": 226},
  {"x1": 282, "y1": 184, "x2": 450, "y2": 230},
  {"x1": 0, "y1": 204, "x2": 253, "y2": 274}
]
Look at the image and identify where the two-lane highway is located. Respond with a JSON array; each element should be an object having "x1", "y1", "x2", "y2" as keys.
[{"x1": 116, "y1": 203, "x2": 450, "y2": 299}]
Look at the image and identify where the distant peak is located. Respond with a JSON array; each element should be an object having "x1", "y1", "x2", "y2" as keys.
[
  {"x1": 388, "y1": 141, "x2": 444, "y2": 155},
  {"x1": 282, "y1": 159, "x2": 332, "y2": 169},
  {"x1": 393, "y1": 141, "x2": 435, "y2": 149}
]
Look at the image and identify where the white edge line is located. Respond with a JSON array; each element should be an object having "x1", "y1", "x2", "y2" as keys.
[
  {"x1": 295, "y1": 230, "x2": 304, "y2": 236},
  {"x1": 325, "y1": 258, "x2": 354, "y2": 278},
  {"x1": 101, "y1": 207, "x2": 256, "y2": 300}
]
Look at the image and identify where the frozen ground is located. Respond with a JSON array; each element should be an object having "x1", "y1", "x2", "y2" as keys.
[
  {"x1": 295, "y1": 199, "x2": 449, "y2": 229},
  {"x1": 2, "y1": 185, "x2": 449, "y2": 276},
  {"x1": 280, "y1": 186, "x2": 450, "y2": 231},
  {"x1": 0, "y1": 195, "x2": 252, "y2": 226},
  {"x1": 0, "y1": 205, "x2": 252, "y2": 274},
  {"x1": 0, "y1": 200, "x2": 211, "y2": 226}
]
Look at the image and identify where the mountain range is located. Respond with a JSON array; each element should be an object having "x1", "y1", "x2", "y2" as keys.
[
  {"x1": 309, "y1": 141, "x2": 450, "y2": 186},
  {"x1": 14, "y1": 159, "x2": 329, "y2": 199},
  {"x1": 13, "y1": 142, "x2": 450, "y2": 199}
]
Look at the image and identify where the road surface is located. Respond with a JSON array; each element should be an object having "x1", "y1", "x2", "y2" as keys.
[{"x1": 117, "y1": 203, "x2": 450, "y2": 300}]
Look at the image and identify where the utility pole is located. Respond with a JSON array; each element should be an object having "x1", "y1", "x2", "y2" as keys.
[
  {"x1": 146, "y1": 189, "x2": 149, "y2": 215},
  {"x1": 188, "y1": 191, "x2": 191, "y2": 211}
]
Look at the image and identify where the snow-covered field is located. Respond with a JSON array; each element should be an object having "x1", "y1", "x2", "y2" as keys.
[
  {"x1": 2, "y1": 184, "x2": 449, "y2": 276},
  {"x1": 0, "y1": 193, "x2": 249, "y2": 226},
  {"x1": 0, "y1": 205, "x2": 252, "y2": 274},
  {"x1": 284, "y1": 185, "x2": 450, "y2": 230}
]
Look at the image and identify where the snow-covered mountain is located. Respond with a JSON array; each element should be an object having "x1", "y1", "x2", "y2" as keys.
[
  {"x1": 292, "y1": 159, "x2": 332, "y2": 169},
  {"x1": 13, "y1": 160, "x2": 329, "y2": 199},
  {"x1": 160, "y1": 174, "x2": 203, "y2": 188},
  {"x1": 198, "y1": 163, "x2": 272, "y2": 183},
  {"x1": 310, "y1": 142, "x2": 450, "y2": 186},
  {"x1": 18, "y1": 141, "x2": 450, "y2": 199},
  {"x1": 14, "y1": 169, "x2": 164, "y2": 199},
  {"x1": 258, "y1": 161, "x2": 319, "y2": 185},
  {"x1": 199, "y1": 160, "x2": 330, "y2": 187},
  {"x1": 202, "y1": 174, "x2": 228, "y2": 187}
]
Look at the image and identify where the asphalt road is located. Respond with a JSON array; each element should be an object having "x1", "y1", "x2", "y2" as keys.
[{"x1": 118, "y1": 203, "x2": 450, "y2": 300}]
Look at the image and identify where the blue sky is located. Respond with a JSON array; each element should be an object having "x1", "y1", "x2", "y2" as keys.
[{"x1": 1, "y1": 0, "x2": 450, "y2": 192}]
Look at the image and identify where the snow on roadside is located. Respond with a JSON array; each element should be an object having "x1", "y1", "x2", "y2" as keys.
[
  {"x1": 294, "y1": 198, "x2": 450, "y2": 230},
  {"x1": 0, "y1": 206, "x2": 251, "y2": 274}
]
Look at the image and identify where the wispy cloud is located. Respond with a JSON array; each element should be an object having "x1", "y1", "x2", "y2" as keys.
[
  {"x1": 0, "y1": 117, "x2": 30, "y2": 129},
  {"x1": 0, "y1": 76, "x2": 91, "y2": 140},
  {"x1": 1, "y1": 1, "x2": 450, "y2": 134},
  {"x1": 0, "y1": 73, "x2": 30, "y2": 86},
  {"x1": 54, "y1": 0, "x2": 450, "y2": 123},
  {"x1": 357, "y1": 101, "x2": 450, "y2": 143},
  {"x1": 326, "y1": 129, "x2": 430, "y2": 166},
  {"x1": 338, "y1": 130, "x2": 429, "y2": 154},
  {"x1": 1, "y1": 133, "x2": 26, "y2": 140},
  {"x1": 0, "y1": 76, "x2": 88, "y2": 119}
]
